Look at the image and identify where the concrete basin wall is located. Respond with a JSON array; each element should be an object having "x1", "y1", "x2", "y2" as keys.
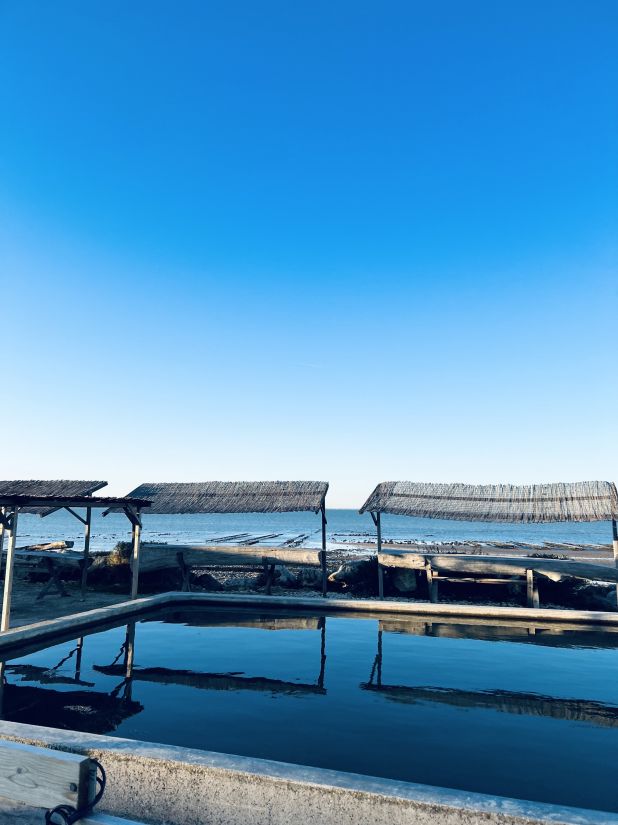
[
  {"x1": 0, "y1": 721, "x2": 617, "y2": 825},
  {"x1": 2, "y1": 594, "x2": 618, "y2": 825}
]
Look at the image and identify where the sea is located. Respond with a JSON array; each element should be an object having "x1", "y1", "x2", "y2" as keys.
[{"x1": 10, "y1": 509, "x2": 614, "y2": 553}]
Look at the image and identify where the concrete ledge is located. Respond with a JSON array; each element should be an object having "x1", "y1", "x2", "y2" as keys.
[
  {"x1": 1, "y1": 591, "x2": 618, "y2": 657},
  {"x1": 0, "y1": 721, "x2": 617, "y2": 825}
]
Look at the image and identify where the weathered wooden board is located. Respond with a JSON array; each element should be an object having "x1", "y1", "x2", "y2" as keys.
[
  {"x1": 81, "y1": 815, "x2": 145, "y2": 825},
  {"x1": 0, "y1": 740, "x2": 91, "y2": 809},
  {"x1": 13, "y1": 549, "x2": 85, "y2": 569},
  {"x1": 138, "y1": 543, "x2": 322, "y2": 571},
  {"x1": 378, "y1": 551, "x2": 618, "y2": 584}
]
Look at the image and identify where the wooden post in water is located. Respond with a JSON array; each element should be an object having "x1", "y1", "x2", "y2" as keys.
[
  {"x1": 1, "y1": 508, "x2": 18, "y2": 632},
  {"x1": 320, "y1": 505, "x2": 328, "y2": 596},
  {"x1": 80, "y1": 507, "x2": 92, "y2": 601}
]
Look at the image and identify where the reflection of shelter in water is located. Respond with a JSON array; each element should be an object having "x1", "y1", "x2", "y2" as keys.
[
  {"x1": 95, "y1": 615, "x2": 328, "y2": 695},
  {"x1": 0, "y1": 631, "x2": 143, "y2": 734},
  {"x1": 378, "y1": 617, "x2": 618, "y2": 648},
  {"x1": 362, "y1": 620, "x2": 618, "y2": 728}
]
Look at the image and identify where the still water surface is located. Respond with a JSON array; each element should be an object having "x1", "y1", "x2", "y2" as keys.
[{"x1": 2, "y1": 608, "x2": 618, "y2": 812}]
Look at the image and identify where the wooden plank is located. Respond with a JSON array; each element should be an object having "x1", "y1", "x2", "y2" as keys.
[
  {"x1": 139, "y1": 543, "x2": 322, "y2": 570},
  {"x1": 80, "y1": 815, "x2": 145, "y2": 824},
  {"x1": 13, "y1": 549, "x2": 85, "y2": 568},
  {"x1": 433, "y1": 576, "x2": 525, "y2": 585},
  {"x1": 0, "y1": 740, "x2": 91, "y2": 809},
  {"x1": 378, "y1": 551, "x2": 618, "y2": 584},
  {"x1": 80, "y1": 814, "x2": 145, "y2": 825}
]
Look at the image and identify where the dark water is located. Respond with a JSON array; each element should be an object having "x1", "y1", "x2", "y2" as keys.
[
  {"x1": 2, "y1": 608, "x2": 618, "y2": 813},
  {"x1": 15, "y1": 509, "x2": 616, "y2": 553}
]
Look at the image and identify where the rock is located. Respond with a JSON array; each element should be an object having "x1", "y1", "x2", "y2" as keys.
[
  {"x1": 273, "y1": 565, "x2": 299, "y2": 588},
  {"x1": 296, "y1": 568, "x2": 323, "y2": 590},
  {"x1": 225, "y1": 576, "x2": 255, "y2": 590},
  {"x1": 328, "y1": 558, "x2": 377, "y2": 594},
  {"x1": 192, "y1": 571, "x2": 224, "y2": 591},
  {"x1": 391, "y1": 569, "x2": 418, "y2": 593}
]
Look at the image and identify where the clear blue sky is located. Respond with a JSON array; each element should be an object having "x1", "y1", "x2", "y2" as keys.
[{"x1": 0, "y1": 1, "x2": 616, "y2": 507}]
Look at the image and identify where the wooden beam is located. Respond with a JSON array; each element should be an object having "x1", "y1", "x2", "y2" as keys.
[
  {"x1": 378, "y1": 551, "x2": 618, "y2": 584},
  {"x1": 138, "y1": 543, "x2": 322, "y2": 571},
  {"x1": 0, "y1": 740, "x2": 92, "y2": 809},
  {"x1": 1, "y1": 508, "x2": 18, "y2": 632},
  {"x1": 81, "y1": 506, "x2": 92, "y2": 600},
  {"x1": 65, "y1": 506, "x2": 88, "y2": 525}
]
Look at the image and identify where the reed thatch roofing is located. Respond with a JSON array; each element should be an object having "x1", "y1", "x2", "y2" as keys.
[
  {"x1": 359, "y1": 481, "x2": 618, "y2": 523},
  {"x1": 117, "y1": 481, "x2": 329, "y2": 514},
  {"x1": 0, "y1": 480, "x2": 107, "y2": 514}
]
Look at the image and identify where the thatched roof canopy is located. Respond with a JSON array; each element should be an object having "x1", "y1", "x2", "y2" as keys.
[
  {"x1": 0, "y1": 480, "x2": 107, "y2": 514},
  {"x1": 116, "y1": 481, "x2": 329, "y2": 515},
  {"x1": 360, "y1": 481, "x2": 618, "y2": 523}
]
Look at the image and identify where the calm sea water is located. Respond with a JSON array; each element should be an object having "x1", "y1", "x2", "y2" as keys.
[
  {"x1": 14, "y1": 509, "x2": 614, "y2": 552},
  {"x1": 2, "y1": 607, "x2": 618, "y2": 812}
]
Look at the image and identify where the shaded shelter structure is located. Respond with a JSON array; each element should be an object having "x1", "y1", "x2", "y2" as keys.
[
  {"x1": 0, "y1": 482, "x2": 151, "y2": 631},
  {"x1": 108, "y1": 481, "x2": 330, "y2": 594},
  {"x1": 0, "y1": 479, "x2": 107, "y2": 601},
  {"x1": 360, "y1": 481, "x2": 618, "y2": 599}
]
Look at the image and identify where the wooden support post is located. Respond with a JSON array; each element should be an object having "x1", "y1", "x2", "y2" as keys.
[
  {"x1": 612, "y1": 518, "x2": 618, "y2": 604},
  {"x1": 265, "y1": 563, "x2": 276, "y2": 594},
  {"x1": 177, "y1": 551, "x2": 192, "y2": 591},
  {"x1": 130, "y1": 517, "x2": 142, "y2": 600},
  {"x1": 376, "y1": 512, "x2": 384, "y2": 598},
  {"x1": 426, "y1": 562, "x2": 438, "y2": 603},
  {"x1": 0, "y1": 510, "x2": 5, "y2": 583},
  {"x1": 80, "y1": 506, "x2": 92, "y2": 600},
  {"x1": 320, "y1": 506, "x2": 328, "y2": 596},
  {"x1": 526, "y1": 568, "x2": 540, "y2": 608},
  {"x1": 1, "y1": 508, "x2": 18, "y2": 632}
]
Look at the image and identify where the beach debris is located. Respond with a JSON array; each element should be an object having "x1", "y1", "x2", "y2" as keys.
[
  {"x1": 16, "y1": 541, "x2": 75, "y2": 552},
  {"x1": 329, "y1": 558, "x2": 377, "y2": 593},
  {"x1": 391, "y1": 569, "x2": 418, "y2": 593}
]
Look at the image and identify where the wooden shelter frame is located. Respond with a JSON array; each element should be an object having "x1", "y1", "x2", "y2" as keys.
[
  {"x1": 362, "y1": 482, "x2": 618, "y2": 600},
  {"x1": 109, "y1": 482, "x2": 330, "y2": 595},
  {"x1": 0, "y1": 494, "x2": 151, "y2": 632}
]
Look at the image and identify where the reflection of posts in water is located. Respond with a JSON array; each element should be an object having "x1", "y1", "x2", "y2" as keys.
[
  {"x1": 123, "y1": 622, "x2": 136, "y2": 702},
  {"x1": 317, "y1": 616, "x2": 326, "y2": 690},
  {"x1": 368, "y1": 627, "x2": 383, "y2": 688},
  {"x1": 75, "y1": 637, "x2": 84, "y2": 681}
]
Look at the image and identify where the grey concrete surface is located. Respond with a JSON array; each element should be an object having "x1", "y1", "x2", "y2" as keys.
[{"x1": 1, "y1": 722, "x2": 617, "y2": 825}]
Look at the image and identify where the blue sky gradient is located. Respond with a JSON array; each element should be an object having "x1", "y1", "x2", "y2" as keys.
[{"x1": 1, "y1": 1, "x2": 616, "y2": 506}]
